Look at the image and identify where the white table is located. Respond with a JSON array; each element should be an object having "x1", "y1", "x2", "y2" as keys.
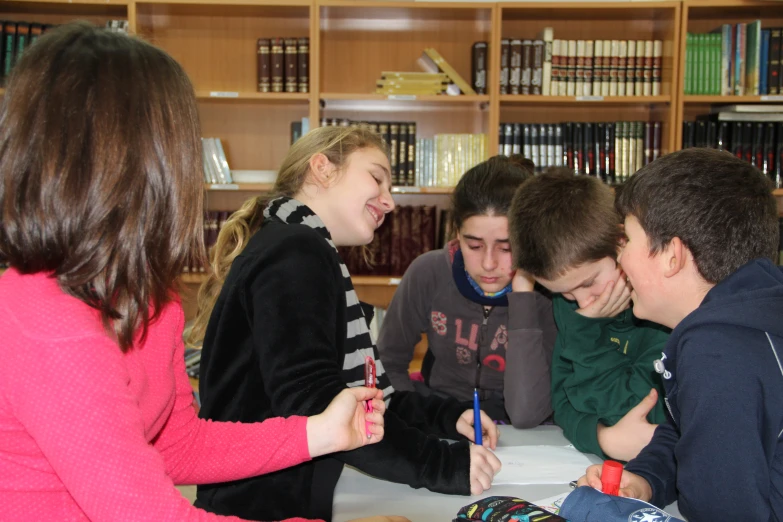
[{"x1": 333, "y1": 425, "x2": 684, "y2": 522}]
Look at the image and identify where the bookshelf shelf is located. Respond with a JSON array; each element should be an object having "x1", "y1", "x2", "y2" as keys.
[
  {"x1": 775, "y1": 189, "x2": 783, "y2": 196},
  {"x1": 499, "y1": 95, "x2": 672, "y2": 105},
  {"x1": 390, "y1": 186, "x2": 453, "y2": 194},
  {"x1": 205, "y1": 183, "x2": 275, "y2": 192},
  {"x1": 351, "y1": 276, "x2": 402, "y2": 287},
  {"x1": 195, "y1": 92, "x2": 310, "y2": 102},
  {"x1": 180, "y1": 273, "x2": 207, "y2": 285},
  {"x1": 320, "y1": 93, "x2": 490, "y2": 104},
  {"x1": 683, "y1": 95, "x2": 783, "y2": 103}
]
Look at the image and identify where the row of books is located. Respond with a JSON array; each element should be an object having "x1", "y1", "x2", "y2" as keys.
[
  {"x1": 338, "y1": 205, "x2": 440, "y2": 277},
  {"x1": 501, "y1": 32, "x2": 663, "y2": 97},
  {"x1": 183, "y1": 210, "x2": 234, "y2": 274},
  {"x1": 202, "y1": 138, "x2": 232, "y2": 184},
  {"x1": 374, "y1": 71, "x2": 452, "y2": 96},
  {"x1": 682, "y1": 119, "x2": 783, "y2": 187},
  {"x1": 685, "y1": 23, "x2": 780, "y2": 96},
  {"x1": 256, "y1": 37, "x2": 309, "y2": 94},
  {"x1": 498, "y1": 121, "x2": 662, "y2": 183},
  {"x1": 2, "y1": 21, "x2": 46, "y2": 82},
  {"x1": 414, "y1": 134, "x2": 488, "y2": 189}
]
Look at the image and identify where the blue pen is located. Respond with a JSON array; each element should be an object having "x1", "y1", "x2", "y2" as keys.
[{"x1": 473, "y1": 388, "x2": 482, "y2": 445}]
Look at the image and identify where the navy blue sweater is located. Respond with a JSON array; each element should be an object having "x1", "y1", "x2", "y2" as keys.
[{"x1": 625, "y1": 258, "x2": 783, "y2": 522}]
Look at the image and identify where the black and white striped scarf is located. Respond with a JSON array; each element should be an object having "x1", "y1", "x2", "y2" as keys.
[{"x1": 264, "y1": 197, "x2": 394, "y2": 404}]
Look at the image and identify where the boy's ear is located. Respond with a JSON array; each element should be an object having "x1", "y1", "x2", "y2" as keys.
[
  {"x1": 662, "y1": 237, "x2": 688, "y2": 278},
  {"x1": 308, "y1": 153, "x2": 334, "y2": 187}
]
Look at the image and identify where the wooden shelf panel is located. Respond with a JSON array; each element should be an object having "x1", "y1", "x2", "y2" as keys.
[
  {"x1": 684, "y1": 95, "x2": 783, "y2": 104},
  {"x1": 391, "y1": 186, "x2": 453, "y2": 194},
  {"x1": 319, "y1": 4, "x2": 491, "y2": 95},
  {"x1": 775, "y1": 189, "x2": 783, "y2": 196},
  {"x1": 141, "y1": 0, "x2": 309, "y2": 5},
  {"x1": 500, "y1": 95, "x2": 672, "y2": 105},
  {"x1": 321, "y1": 93, "x2": 489, "y2": 103},
  {"x1": 206, "y1": 183, "x2": 275, "y2": 191},
  {"x1": 181, "y1": 273, "x2": 404, "y2": 288},
  {"x1": 196, "y1": 91, "x2": 310, "y2": 102},
  {"x1": 136, "y1": 2, "x2": 310, "y2": 93},
  {"x1": 0, "y1": 1, "x2": 127, "y2": 23}
]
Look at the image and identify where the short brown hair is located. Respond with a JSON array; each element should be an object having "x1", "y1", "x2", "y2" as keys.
[
  {"x1": 509, "y1": 168, "x2": 622, "y2": 280},
  {"x1": 0, "y1": 22, "x2": 203, "y2": 351},
  {"x1": 616, "y1": 148, "x2": 778, "y2": 284}
]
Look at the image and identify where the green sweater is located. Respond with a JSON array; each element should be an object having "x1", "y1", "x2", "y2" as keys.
[{"x1": 551, "y1": 295, "x2": 670, "y2": 459}]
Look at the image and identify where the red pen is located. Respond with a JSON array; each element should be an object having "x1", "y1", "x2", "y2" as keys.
[{"x1": 364, "y1": 356, "x2": 376, "y2": 439}]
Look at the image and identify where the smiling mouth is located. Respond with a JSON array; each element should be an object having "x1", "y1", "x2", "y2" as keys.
[{"x1": 366, "y1": 205, "x2": 383, "y2": 227}]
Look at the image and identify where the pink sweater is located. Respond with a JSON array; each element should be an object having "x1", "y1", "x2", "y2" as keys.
[{"x1": 0, "y1": 270, "x2": 318, "y2": 522}]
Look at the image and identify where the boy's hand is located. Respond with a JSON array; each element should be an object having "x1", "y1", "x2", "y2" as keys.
[
  {"x1": 577, "y1": 464, "x2": 653, "y2": 502},
  {"x1": 576, "y1": 272, "x2": 632, "y2": 318},
  {"x1": 306, "y1": 387, "x2": 385, "y2": 458},
  {"x1": 511, "y1": 268, "x2": 536, "y2": 292},
  {"x1": 469, "y1": 444, "x2": 502, "y2": 495},
  {"x1": 596, "y1": 389, "x2": 659, "y2": 462},
  {"x1": 457, "y1": 408, "x2": 500, "y2": 450}
]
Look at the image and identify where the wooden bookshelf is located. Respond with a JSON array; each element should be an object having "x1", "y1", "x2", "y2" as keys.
[{"x1": 498, "y1": 1, "x2": 681, "y2": 154}]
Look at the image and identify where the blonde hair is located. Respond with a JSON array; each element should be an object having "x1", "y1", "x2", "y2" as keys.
[{"x1": 188, "y1": 125, "x2": 388, "y2": 345}]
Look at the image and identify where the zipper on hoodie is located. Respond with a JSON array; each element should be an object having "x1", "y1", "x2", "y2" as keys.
[{"x1": 475, "y1": 306, "x2": 492, "y2": 391}]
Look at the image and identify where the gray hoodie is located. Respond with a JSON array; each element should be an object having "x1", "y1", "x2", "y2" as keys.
[{"x1": 377, "y1": 247, "x2": 557, "y2": 428}]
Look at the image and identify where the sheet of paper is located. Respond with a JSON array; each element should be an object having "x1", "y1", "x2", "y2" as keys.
[
  {"x1": 490, "y1": 445, "x2": 593, "y2": 485},
  {"x1": 532, "y1": 491, "x2": 572, "y2": 515}
]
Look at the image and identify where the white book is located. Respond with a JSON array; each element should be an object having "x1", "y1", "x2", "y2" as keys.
[
  {"x1": 635, "y1": 40, "x2": 646, "y2": 96},
  {"x1": 541, "y1": 27, "x2": 554, "y2": 96},
  {"x1": 617, "y1": 40, "x2": 628, "y2": 96},
  {"x1": 552, "y1": 39, "x2": 562, "y2": 96},
  {"x1": 609, "y1": 40, "x2": 620, "y2": 96},
  {"x1": 602, "y1": 40, "x2": 611, "y2": 96},
  {"x1": 214, "y1": 138, "x2": 232, "y2": 184},
  {"x1": 652, "y1": 40, "x2": 663, "y2": 96},
  {"x1": 626, "y1": 40, "x2": 636, "y2": 95},
  {"x1": 567, "y1": 40, "x2": 577, "y2": 96},
  {"x1": 592, "y1": 39, "x2": 603, "y2": 96},
  {"x1": 575, "y1": 40, "x2": 585, "y2": 97},
  {"x1": 584, "y1": 40, "x2": 594, "y2": 96}
]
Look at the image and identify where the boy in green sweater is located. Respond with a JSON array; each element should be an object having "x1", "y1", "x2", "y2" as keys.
[{"x1": 508, "y1": 169, "x2": 669, "y2": 461}]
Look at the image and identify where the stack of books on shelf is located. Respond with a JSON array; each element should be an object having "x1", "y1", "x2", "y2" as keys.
[
  {"x1": 375, "y1": 71, "x2": 449, "y2": 96},
  {"x1": 201, "y1": 138, "x2": 232, "y2": 184},
  {"x1": 499, "y1": 121, "x2": 662, "y2": 183},
  {"x1": 501, "y1": 30, "x2": 662, "y2": 97},
  {"x1": 339, "y1": 204, "x2": 437, "y2": 277},
  {"x1": 256, "y1": 37, "x2": 309, "y2": 93},
  {"x1": 415, "y1": 134, "x2": 488, "y2": 188},
  {"x1": 105, "y1": 20, "x2": 129, "y2": 34},
  {"x1": 320, "y1": 118, "x2": 417, "y2": 186},
  {"x1": 683, "y1": 105, "x2": 783, "y2": 187},
  {"x1": 416, "y1": 47, "x2": 477, "y2": 96},
  {"x1": 685, "y1": 23, "x2": 780, "y2": 96}
]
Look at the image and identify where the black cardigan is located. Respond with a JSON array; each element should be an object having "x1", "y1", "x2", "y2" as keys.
[{"x1": 195, "y1": 220, "x2": 471, "y2": 522}]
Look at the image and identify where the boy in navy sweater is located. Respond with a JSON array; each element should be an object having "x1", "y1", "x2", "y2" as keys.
[{"x1": 578, "y1": 148, "x2": 783, "y2": 522}]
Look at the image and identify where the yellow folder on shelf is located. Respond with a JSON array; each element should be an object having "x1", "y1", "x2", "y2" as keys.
[{"x1": 421, "y1": 47, "x2": 476, "y2": 96}]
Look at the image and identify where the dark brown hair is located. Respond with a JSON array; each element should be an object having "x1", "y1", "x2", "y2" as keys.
[
  {"x1": 188, "y1": 125, "x2": 387, "y2": 344},
  {"x1": 0, "y1": 22, "x2": 203, "y2": 351},
  {"x1": 509, "y1": 168, "x2": 622, "y2": 280},
  {"x1": 450, "y1": 154, "x2": 535, "y2": 233},
  {"x1": 616, "y1": 148, "x2": 778, "y2": 284}
]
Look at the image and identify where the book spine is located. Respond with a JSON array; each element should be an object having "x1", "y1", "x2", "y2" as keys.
[
  {"x1": 617, "y1": 40, "x2": 627, "y2": 96},
  {"x1": 271, "y1": 37, "x2": 284, "y2": 93},
  {"x1": 555, "y1": 124, "x2": 564, "y2": 167},
  {"x1": 4, "y1": 23, "x2": 17, "y2": 79},
  {"x1": 521, "y1": 40, "x2": 533, "y2": 95},
  {"x1": 551, "y1": 39, "x2": 561, "y2": 96},
  {"x1": 257, "y1": 38, "x2": 271, "y2": 93},
  {"x1": 770, "y1": 29, "x2": 782, "y2": 95},
  {"x1": 584, "y1": 40, "x2": 594, "y2": 97},
  {"x1": 626, "y1": 39, "x2": 636, "y2": 96},
  {"x1": 389, "y1": 123, "x2": 399, "y2": 185},
  {"x1": 541, "y1": 28, "x2": 554, "y2": 96},
  {"x1": 596, "y1": 122, "x2": 606, "y2": 181},
  {"x1": 398, "y1": 124, "x2": 408, "y2": 185},
  {"x1": 407, "y1": 123, "x2": 416, "y2": 186},
  {"x1": 472, "y1": 41, "x2": 488, "y2": 95},
  {"x1": 547, "y1": 123, "x2": 556, "y2": 169},
  {"x1": 643, "y1": 40, "x2": 653, "y2": 96},
  {"x1": 523, "y1": 124, "x2": 532, "y2": 160},
  {"x1": 500, "y1": 39, "x2": 510, "y2": 95},
  {"x1": 510, "y1": 39, "x2": 522, "y2": 95},
  {"x1": 511, "y1": 123, "x2": 521, "y2": 155},
  {"x1": 567, "y1": 40, "x2": 577, "y2": 96},
  {"x1": 584, "y1": 122, "x2": 594, "y2": 176},
  {"x1": 593, "y1": 40, "x2": 604, "y2": 97},
  {"x1": 284, "y1": 38, "x2": 298, "y2": 93},
  {"x1": 603, "y1": 40, "x2": 613, "y2": 96},
  {"x1": 504, "y1": 123, "x2": 513, "y2": 157},
  {"x1": 532, "y1": 40, "x2": 544, "y2": 95},
  {"x1": 609, "y1": 40, "x2": 619, "y2": 97},
  {"x1": 721, "y1": 25, "x2": 731, "y2": 96},
  {"x1": 761, "y1": 30, "x2": 770, "y2": 95},
  {"x1": 635, "y1": 40, "x2": 645, "y2": 96},
  {"x1": 736, "y1": 23, "x2": 746, "y2": 95},
  {"x1": 576, "y1": 40, "x2": 585, "y2": 97},
  {"x1": 297, "y1": 37, "x2": 309, "y2": 93},
  {"x1": 498, "y1": 124, "x2": 506, "y2": 156},
  {"x1": 607, "y1": 122, "x2": 616, "y2": 184},
  {"x1": 530, "y1": 124, "x2": 540, "y2": 170},
  {"x1": 29, "y1": 23, "x2": 42, "y2": 47},
  {"x1": 14, "y1": 22, "x2": 29, "y2": 62},
  {"x1": 652, "y1": 40, "x2": 662, "y2": 96}
]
